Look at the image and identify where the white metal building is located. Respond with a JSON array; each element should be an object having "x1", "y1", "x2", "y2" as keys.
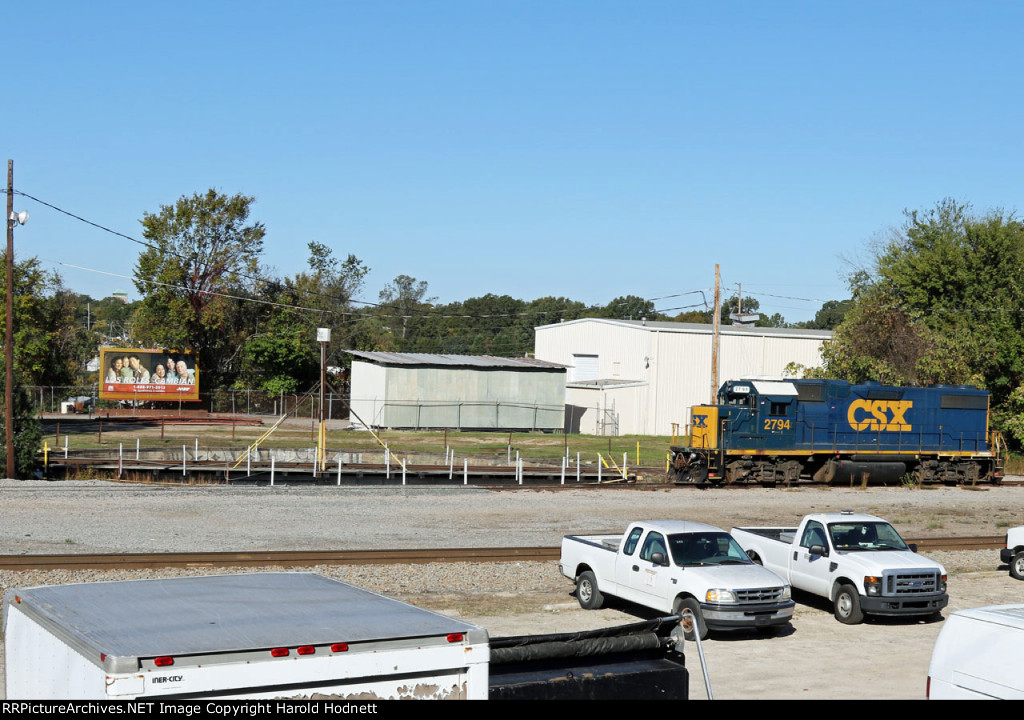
[
  {"x1": 534, "y1": 318, "x2": 832, "y2": 436},
  {"x1": 347, "y1": 351, "x2": 567, "y2": 431}
]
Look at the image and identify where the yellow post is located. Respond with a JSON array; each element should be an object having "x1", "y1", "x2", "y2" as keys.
[
  {"x1": 44, "y1": 441, "x2": 48, "y2": 469},
  {"x1": 636, "y1": 440, "x2": 640, "y2": 466}
]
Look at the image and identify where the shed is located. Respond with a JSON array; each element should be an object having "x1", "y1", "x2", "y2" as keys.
[
  {"x1": 347, "y1": 351, "x2": 567, "y2": 431},
  {"x1": 534, "y1": 318, "x2": 831, "y2": 436}
]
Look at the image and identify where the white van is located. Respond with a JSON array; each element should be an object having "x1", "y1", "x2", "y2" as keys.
[{"x1": 927, "y1": 604, "x2": 1024, "y2": 699}]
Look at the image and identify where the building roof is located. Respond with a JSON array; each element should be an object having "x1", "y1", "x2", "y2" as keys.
[
  {"x1": 535, "y1": 317, "x2": 833, "y2": 340},
  {"x1": 347, "y1": 350, "x2": 567, "y2": 370}
]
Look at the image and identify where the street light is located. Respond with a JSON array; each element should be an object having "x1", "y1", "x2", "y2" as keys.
[{"x1": 6, "y1": 159, "x2": 28, "y2": 479}]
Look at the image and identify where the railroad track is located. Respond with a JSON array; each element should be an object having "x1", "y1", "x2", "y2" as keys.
[{"x1": 0, "y1": 536, "x2": 1004, "y2": 571}]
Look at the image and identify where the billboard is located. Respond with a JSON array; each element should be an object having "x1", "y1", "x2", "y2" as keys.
[{"x1": 99, "y1": 348, "x2": 200, "y2": 402}]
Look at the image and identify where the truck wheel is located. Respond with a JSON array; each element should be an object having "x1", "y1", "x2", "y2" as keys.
[
  {"x1": 674, "y1": 597, "x2": 708, "y2": 641},
  {"x1": 576, "y1": 571, "x2": 604, "y2": 609},
  {"x1": 834, "y1": 584, "x2": 864, "y2": 624},
  {"x1": 1011, "y1": 551, "x2": 1024, "y2": 581}
]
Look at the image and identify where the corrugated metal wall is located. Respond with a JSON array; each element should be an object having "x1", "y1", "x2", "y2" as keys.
[{"x1": 349, "y1": 361, "x2": 565, "y2": 430}]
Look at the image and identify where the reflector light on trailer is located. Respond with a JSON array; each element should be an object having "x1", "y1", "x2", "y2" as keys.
[
  {"x1": 270, "y1": 648, "x2": 289, "y2": 657},
  {"x1": 297, "y1": 646, "x2": 315, "y2": 655},
  {"x1": 154, "y1": 657, "x2": 174, "y2": 667},
  {"x1": 446, "y1": 633, "x2": 464, "y2": 643},
  {"x1": 330, "y1": 643, "x2": 349, "y2": 652}
]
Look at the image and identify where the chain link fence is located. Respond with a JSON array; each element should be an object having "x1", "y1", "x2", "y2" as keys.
[{"x1": 25, "y1": 386, "x2": 351, "y2": 420}]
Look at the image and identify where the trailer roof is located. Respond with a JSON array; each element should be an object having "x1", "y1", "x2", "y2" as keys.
[{"x1": 5, "y1": 573, "x2": 483, "y2": 670}]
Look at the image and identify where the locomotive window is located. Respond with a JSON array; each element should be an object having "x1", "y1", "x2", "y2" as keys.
[
  {"x1": 941, "y1": 394, "x2": 988, "y2": 410},
  {"x1": 769, "y1": 401, "x2": 789, "y2": 416},
  {"x1": 864, "y1": 389, "x2": 901, "y2": 400},
  {"x1": 796, "y1": 385, "x2": 824, "y2": 402}
]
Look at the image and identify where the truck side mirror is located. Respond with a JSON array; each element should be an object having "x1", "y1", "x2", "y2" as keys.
[
  {"x1": 908, "y1": 543, "x2": 918, "y2": 553},
  {"x1": 809, "y1": 544, "x2": 828, "y2": 557},
  {"x1": 651, "y1": 552, "x2": 668, "y2": 566}
]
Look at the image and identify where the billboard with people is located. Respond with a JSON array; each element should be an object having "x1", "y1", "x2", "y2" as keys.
[{"x1": 99, "y1": 348, "x2": 199, "y2": 402}]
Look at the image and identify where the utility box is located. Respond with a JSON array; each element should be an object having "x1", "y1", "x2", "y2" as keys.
[{"x1": 3, "y1": 573, "x2": 489, "y2": 700}]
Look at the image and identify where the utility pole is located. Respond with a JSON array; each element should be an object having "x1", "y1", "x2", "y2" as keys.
[
  {"x1": 711, "y1": 264, "x2": 721, "y2": 404},
  {"x1": 6, "y1": 160, "x2": 15, "y2": 479},
  {"x1": 317, "y1": 328, "x2": 330, "y2": 471}
]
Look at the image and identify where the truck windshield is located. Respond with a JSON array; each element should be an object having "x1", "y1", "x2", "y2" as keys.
[
  {"x1": 668, "y1": 532, "x2": 752, "y2": 567},
  {"x1": 828, "y1": 522, "x2": 909, "y2": 552}
]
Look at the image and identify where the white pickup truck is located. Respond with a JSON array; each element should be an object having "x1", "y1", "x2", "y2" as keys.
[
  {"x1": 559, "y1": 520, "x2": 794, "y2": 640},
  {"x1": 732, "y1": 511, "x2": 948, "y2": 625},
  {"x1": 1001, "y1": 526, "x2": 1024, "y2": 580}
]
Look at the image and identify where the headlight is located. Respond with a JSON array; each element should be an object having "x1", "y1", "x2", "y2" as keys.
[
  {"x1": 781, "y1": 585, "x2": 791, "y2": 601},
  {"x1": 705, "y1": 588, "x2": 737, "y2": 603},
  {"x1": 940, "y1": 574, "x2": 947, "y2": 592},
  {"x1": 864, "y1": 576, "x2": 882, "y2": 596}
]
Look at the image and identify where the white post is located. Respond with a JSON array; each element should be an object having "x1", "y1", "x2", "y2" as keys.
[
  {"x1": 598, "y1": 454, "x2": 602, "y2": 484},
  {"x1": 449, "y1": 452, "x2": 454, "y2": 480},
  {"x1": 118, "y1": 443, "x2": 122, "y2": 477},
  {"x1": 271, "y1": 456, "x2": 275, "y2": 486},
  {"x1": 560, "y1": 457, "x2": 566, "y2": 485},
  {"x1": 576, "y1": 452, "x2": 580, "y2": 482},
  {"x1": 402, "y1": 458, "x2": 407, "y2": 486},
  {"x1": 507, "y1": 445, "x2": 511, "y2": 464},
  {"x1": 313, "y1": 447, "x2": 318, "y2": 478},
  {"x1": 195, "y1": 437, "x2": 199, "y2": 460},
  {"x1": 385, "y1": 446, "x2": 390, "y2": 479},
  {"x1": 64, "y1": 435, "x2": 69, "y2": 459},
  {"x1": 463, "y1": 458, "x2": 468, "y2": 485},
  {"x1": 182, "y1": 445, "x2": 186, "y2": 476},
  {"x1": 337, "y1": 457, "x2": 342, "y2": 485},
  {"x1": 136, "y1": 438, "x2": 140, "y2": 461},
  {"x1": 623, "y1": 452, "x2": 628, "y2": 480},
  {"x1": 247, "y1": 448, "x2": 251, "y2": 477}
]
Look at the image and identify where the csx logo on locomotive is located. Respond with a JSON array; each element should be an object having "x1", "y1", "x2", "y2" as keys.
[{"x1": 846, "y1": 399, "x2": 913, "y2": 432}]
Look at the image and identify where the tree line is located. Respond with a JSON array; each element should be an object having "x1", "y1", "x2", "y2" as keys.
[
  {"x1": 10, "y1": 189, "x2": 1024, "y2": 473},
  {"x1": 5, "y1": 189, "x2": 850, "y2": 398}
]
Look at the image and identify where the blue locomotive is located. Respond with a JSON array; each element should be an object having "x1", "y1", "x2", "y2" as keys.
[{"x1": 668, "y1": 379, "x2": 1004, "y2": 486}]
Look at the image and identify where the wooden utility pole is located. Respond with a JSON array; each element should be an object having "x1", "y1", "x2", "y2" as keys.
[
  {"x1": 711, "y1": 264, "x2": 721, "y2": 404},
  {"x1": 6, "y1": 160, "x2": 15, "y2": 479}
]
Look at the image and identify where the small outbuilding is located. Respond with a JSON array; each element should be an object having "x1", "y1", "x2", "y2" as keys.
[{"x1": 347, "y1": 351, "x2": 567, "y2": 431}]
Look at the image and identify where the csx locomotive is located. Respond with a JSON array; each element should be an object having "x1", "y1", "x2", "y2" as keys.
[{"x1": 668, "y1": 379, "x2": 1004, "y2": 486}]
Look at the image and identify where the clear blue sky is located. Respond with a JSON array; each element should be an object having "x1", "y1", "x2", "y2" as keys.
[{"x1": 6, "y1": 1, "x2": 1024, "y2": 324}]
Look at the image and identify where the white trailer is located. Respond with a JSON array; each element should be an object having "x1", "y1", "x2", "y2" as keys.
[{"x1": 4, "y1": 572, "x2": 489, "y2": 700}]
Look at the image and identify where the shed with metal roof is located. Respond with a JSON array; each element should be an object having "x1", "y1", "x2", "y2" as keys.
[{"x1": 347, "y1": 351, "x2": 567, "y2": 431}]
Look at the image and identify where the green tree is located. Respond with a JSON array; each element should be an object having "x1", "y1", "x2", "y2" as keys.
[
  {"x1": 0, "y1": 254, "x2": 87, "y2": 387},
  {"x1": 822, "y1": 199, "x2": 1024, "y2": 401},
  {"x1": 799, "y1": 299, "x2": 853, "y2": 330},
  {"x1": 0, "y1": 363, "x2": 42, "y2": 478},
  {"x1": 596, "y1": 295, "x2": 663, "y2": 321},
  {"x1": 235, "y1": 243, "x2": 368, "y2": 392},
  {"x1": 132, "y1": 190, "x2": 266, "y2": 385},
  {"x1": 378, "y1": 275, "x2": 435, "y2": 342}
]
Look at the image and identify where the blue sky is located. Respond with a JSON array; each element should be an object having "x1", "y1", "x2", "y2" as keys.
[{"x1": 6, "y1": 1, "x2": 1024, "y2": 323}]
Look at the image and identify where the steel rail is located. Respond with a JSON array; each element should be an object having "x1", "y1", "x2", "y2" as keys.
[
  {"x1": 0, "y1": 546, "x2": 561, "y2": 571},
  {"x1": 0, "y1": 536, "x2": 1006, "y2": 571}
]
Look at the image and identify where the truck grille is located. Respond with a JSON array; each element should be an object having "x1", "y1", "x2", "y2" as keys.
[
  {"x1": 735, "y1": 587, "x2": 785, "y2": 604},
  {"x1": 884, "y1": 571, "x2": 939, "y2": 596}
]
